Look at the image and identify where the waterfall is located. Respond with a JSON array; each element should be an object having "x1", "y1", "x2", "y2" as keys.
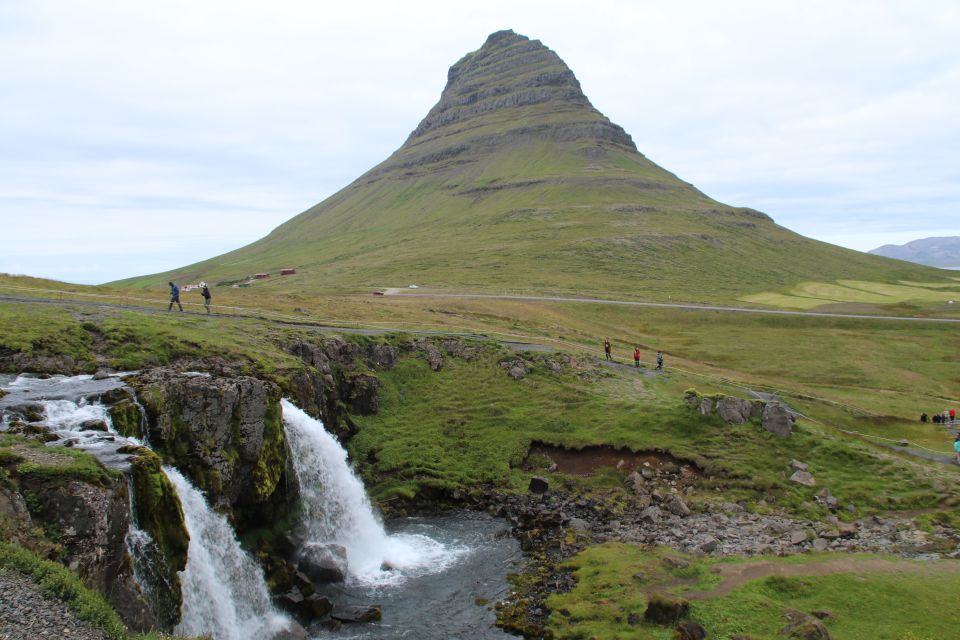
[
  {"x1": 1, "y1": 374, "x2": 295, "y2": 639},
  {"x1": 282, "y1": 399, "x2": 463, "y2": 587},
  {"x1": 166, "y1": 466, "x2": 291, "y2": 640}
]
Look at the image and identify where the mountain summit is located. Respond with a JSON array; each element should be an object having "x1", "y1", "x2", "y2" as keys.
[
  {"x1": 406, "y1": 29, "x2": 634, "y2": 150},
  {"x1": 117, "y1": 30, "x2": 938, "y2": 299}
]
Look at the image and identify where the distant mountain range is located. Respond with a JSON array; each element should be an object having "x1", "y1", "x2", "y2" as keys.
[
  {"x1": 869, "y1": 237, "x2": 960, "y2": 268},
  {"x1": 114, "y1": 30, "x2": 944, "y2": 300}
]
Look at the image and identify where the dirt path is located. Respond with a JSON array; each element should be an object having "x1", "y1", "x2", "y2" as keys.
[
  {"x1": 684, "y1": 556, "x2": 960, "y2": 600},
  {"x1": 385, "y1": 291, "x2": 960, "y2": 324}
]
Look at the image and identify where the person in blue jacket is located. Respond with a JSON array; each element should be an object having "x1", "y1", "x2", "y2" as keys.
[
  {"x1": 168, "y1": 282, "x2": 183, "y2": 312},
  {"x1": 954, "y1": 433, "x2": 960, "y2": 465}
]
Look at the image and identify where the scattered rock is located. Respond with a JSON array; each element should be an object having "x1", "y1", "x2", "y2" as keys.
[
  {"x1": 640, "y1": 505, "x2": 660, "y2": 524},
  {"x1": 700, "y1": 539, "x2": 718, "y2": 553},
  {"x1": 675, "y1": 620, "x2": 708, "y2": 640},
  {"x1": 665, "y1": 495, "x2": 692, "y2": 517},
  {"x1": 269, "y1": 621, "x2": 310, "y2": 640},
  {"x1": 529, "y1": 476, "x2": 549, "y2": 494},
  {"x1": 790, "y1": 459, "x2": 809, "y2": 472},
  {"x1": 568, "y1": 517, "x2": 591, "y2": 531},
  {"x1": 644, "y1": 593, "x2": 689, "y2": 625},
  {"x1": 789, "y1": 471, "x2": 817, "y2": 487},
  {"x1": 331, "y1": 605, "x2": 383, "y2": 623},
  {"x1": 298, "y1": 543, "x2": 348, "y2": 584},
  {"x1": 717, "y1": 396, "x2": 753, "y2": 424},
  {"x1": 762, "y1": 402, "x2": 795, "y2": 437},
  {"x1": 698, "y1": 397, "x2": 714, "y2": 416},
  {"x1": 789, "y1": 530, "x2": 808, "y2": 545}
]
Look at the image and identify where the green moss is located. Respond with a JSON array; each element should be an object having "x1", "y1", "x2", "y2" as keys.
[
  {"x1": 252, "y1": 393, "x2": 285, "y2": 502},
  {"x1": 109, "y1": 400, "x2": 143, "y2": 440},
  {"x1": 126, "y1": 447, "x2": 188, "y2": 615}
]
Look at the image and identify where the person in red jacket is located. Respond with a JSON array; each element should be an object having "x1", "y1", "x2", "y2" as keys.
[
  {"x1": 951, "y1": 408, "x2": 957, "y2": 422},
  {"x1": 633, "y1": 346, "x2": 641, "y2": 368}
]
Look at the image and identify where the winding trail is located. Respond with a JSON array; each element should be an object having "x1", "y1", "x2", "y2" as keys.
[{"x1": 683, "y1": 556, "x2": 960, "y2": 600}]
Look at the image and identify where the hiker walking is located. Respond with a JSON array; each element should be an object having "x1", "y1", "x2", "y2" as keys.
[
  {"x1": 656, "y1": 351, "x2": 664, "y2": 371},
  {"x1": 921, "y1": 412, "x2": 928, "y2": 423},
  {"x1": 954, "y1": 433, "x2": 960, "y2": 464},
  {"x1": 200, "y1": 282, "x2": 211, "y2": 314},
  {"x1": 603, "y1": 338, "x2": 612, "y2": 361},
  {"x1": 167, "y1": 282, "x2": 183, "y2": 312},
  {"x1": 633, "y1": 346, "x2": 641, "y2": 368}
]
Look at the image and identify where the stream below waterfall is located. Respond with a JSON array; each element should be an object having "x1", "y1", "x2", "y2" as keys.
[{"x1": 318, "y1": 512, "x2": 521, "y2": 639}]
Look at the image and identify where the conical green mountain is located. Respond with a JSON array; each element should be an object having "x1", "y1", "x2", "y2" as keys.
[{"x1": 117, "y1": 30, "x2": 941, "y2": 301}]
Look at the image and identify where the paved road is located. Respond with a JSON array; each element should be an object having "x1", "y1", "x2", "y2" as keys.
[{"x1": 388, "y1": 291, "x2": 960, "y2": 324}]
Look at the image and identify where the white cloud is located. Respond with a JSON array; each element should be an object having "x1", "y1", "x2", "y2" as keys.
[{"x1": 1, "y1": 0, "x2": 959, "y2": 282}]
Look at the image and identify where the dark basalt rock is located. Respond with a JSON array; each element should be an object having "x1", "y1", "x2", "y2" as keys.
[
  {"x1": 297, "y1": 542, "x2": 348, "y2": 584},
  {"x1": 331, "y1": 605, "x2": 383, "y2": 624},
  {"x1": 130, "y1": 369, "x2": 287, "y2": 519},
  {"x1": 643, "y1": 593, "x2": 689, "y2": 625}
]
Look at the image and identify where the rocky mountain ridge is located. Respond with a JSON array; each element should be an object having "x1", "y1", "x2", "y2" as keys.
[{"x1": 869, "y1": 235, "x2": 960, "y2": 268}]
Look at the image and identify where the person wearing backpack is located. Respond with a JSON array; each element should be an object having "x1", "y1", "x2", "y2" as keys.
[
  {"x1": 633, "y1": 346, "x2": 640, "y2": 368},
  {"x1": 200, "y1": 282, "x2": 212, "y2": 314},
  {"x1": 656, "y1": 351, "x2": 664, "y2": 371},
  {"x1": 954, "y1": 433, "x2": 960, "y2": 464},
  {"x1": 167, "y1": 282, "x2": 183, "y2": 312}
]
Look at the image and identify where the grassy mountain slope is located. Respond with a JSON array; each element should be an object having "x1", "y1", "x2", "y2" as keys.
[{"x1": 114, "y1": 30, "x2": 946, "y2": 302}]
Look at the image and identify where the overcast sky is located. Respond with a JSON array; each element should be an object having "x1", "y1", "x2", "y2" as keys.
[{"x1": 2, "y1": 1, "x2": 958, "y2": 284}]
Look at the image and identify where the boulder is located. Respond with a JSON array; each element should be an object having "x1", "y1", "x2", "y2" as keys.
[
  {"x1": 698, "y1": 397, "x2": 714, "y2": 416},
  {"x1": 817, "y1": 488, "x2": 838, "y2": 512},
  {"x1": 331, "y1": 605, "x2": 382, "y2": 623},
  {"x1": 366, "y1": 344, "x2": 398, "y2": 370},
  {"x1": 411, "y1": 339, "x2": 443, "y2": 371},
  {"x1": 782, "y1": 610, "x2": 832, "y2": 640},
  {"x1": 269, "y1": 621, "x2": 310, "y2": 640},
  {"x1": 5, "y1": 401, "x2": 45, "y2": 422},
  {"x1": 79, "y1": 419, "x2": 109, "y2": 432},
  {"x1": 790, "y1": 459, "x2": 809, "y2": 472},
  {"x1": 717, "y1": 396, "x2": 753, "y2": 424},
  {"x1": 568, "y1": 517, "x2": 591, "y2": 531},
  {"x1": 640, "y1": 505, "x2": 660, "y2": 524},
  {"x1": 676, "y1": 620, "x2": 708, "y2": 640},
  {"x1": 790, "y1": 471, "x2": 817, "y2": 487},
  {"x1": 625, "y1": 471, "x2": 646, "y2": 494},
  {"x1": 298, "y1": 543, "x2": 348, "y2": 584},
  {"x1": 762, "y1": 402, "x2": 794, "y2": 437},
  {"x1": 665, "y1": 495, "x2": 692, "y2": 517},
  {"x1": 529, "y1": 476, "x2": 549, "y2": 494},
  {"x1": 644, "y1": 593, "x2": 689, "y2": 625},
  {"x1": 789, "y1": 530, "x2": 808, "y2": 545}
]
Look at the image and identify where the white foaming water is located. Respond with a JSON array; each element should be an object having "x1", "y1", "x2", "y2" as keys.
[
  {"x1": 282, "y1": 399, "x2": 465, "y2": 587},
  {"x1": 166, "y1": 466, "x2": 291, "y2": 640}
]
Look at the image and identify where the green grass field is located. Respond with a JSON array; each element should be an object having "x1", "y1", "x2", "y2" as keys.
[{"x1": 547, "y1": 544, "x2": 960, "y2": 640}]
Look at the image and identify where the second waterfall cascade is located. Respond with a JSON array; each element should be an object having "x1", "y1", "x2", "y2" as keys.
[
  {"x1": 282, "y1": 399, "x2": 466, "y2": 586},
  {"x1": 167, "y1": 466, "x2": 291, "y2": 640}
]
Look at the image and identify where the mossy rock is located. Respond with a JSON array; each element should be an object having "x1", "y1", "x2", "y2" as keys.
[
  {"x1": 128, "y1": 448, "x2": 189, "y2": 628},
  {"x1": 108, "y1": 400, "x2": 143, "y2": 440}
]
